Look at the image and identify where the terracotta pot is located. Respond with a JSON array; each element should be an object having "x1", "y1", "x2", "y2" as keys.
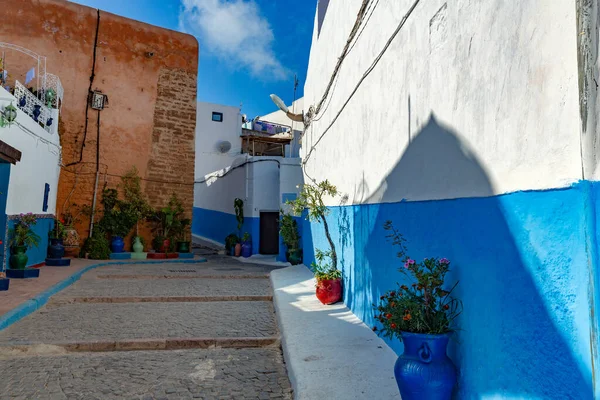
[
  {"x1": 160, "y1": 238, "x2": 171, "y2": 253},
  {"x1": 316, "y1": 278, "x2": 342, "y2": 305},
  {"x1": 234, "y1": 243, "x2": 242, "y2": 257}
]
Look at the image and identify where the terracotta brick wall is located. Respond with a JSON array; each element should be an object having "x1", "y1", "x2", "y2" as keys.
[{"x1": 1, "y1": 0, "x2": 198, "y2": 248}]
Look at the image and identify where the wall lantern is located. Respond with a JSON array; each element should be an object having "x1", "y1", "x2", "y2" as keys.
[{"x1": 90, "y1": 90, "x2": 108, "y2": 111}]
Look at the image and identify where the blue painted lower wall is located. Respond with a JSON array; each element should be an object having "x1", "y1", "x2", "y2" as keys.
[
  {"x1": 7, "y1": 217, "x2": 53, "y2": 268},
  {"x1": 302, "y1": 182, "x2": 597, "y2": 399},
  {"x1": 192, "y1": 207, "x2": 260, "y2": 254}
]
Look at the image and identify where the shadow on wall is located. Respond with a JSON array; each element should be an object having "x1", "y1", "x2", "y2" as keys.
[{"x1": 310, "y1": 114, "x2": 592, "y2": 398}]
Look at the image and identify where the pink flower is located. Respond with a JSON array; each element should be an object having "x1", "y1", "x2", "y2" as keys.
[
  {"x1": 404, "y1": 259, "x2": 415, "y2": 269},
  {"x1": 440, "y1": 258, "x2": 450, "y2": 264}
]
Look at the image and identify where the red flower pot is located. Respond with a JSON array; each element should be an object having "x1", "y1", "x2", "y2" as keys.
[
  {"x1": 160, "y1": 239, "x2": 171, "y2": 253},
  {"x1": 316, "y1": 278, "x2": 342, "y2": 305}
]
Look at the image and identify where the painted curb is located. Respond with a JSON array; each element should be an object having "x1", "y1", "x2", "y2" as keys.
[
  {"x1": 270, "y1": 265, "x2": 308, "y2": 397},
  {"x1": 0, "y1": 258, "x2": 207, "y2": 331}
]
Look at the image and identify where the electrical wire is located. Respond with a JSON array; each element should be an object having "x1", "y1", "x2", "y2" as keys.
[
  {"x1": 312, "y1": 0, "x2": 381, "y2": 123},
  {"x1": 312, "y1": 0, "x2": 371, "y2": 118},
  {"x1": 65, "y1": 8, "x2": 100, "y2": 167},
  {"x1": 303, "y1": 0, "x2": 422, "y2": 166},
  {"x1": 195, "y1": 158, "x2": 281, "y2": 184}
]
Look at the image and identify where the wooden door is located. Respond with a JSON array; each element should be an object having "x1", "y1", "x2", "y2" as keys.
[{"x1": 259, "y1": 212, "x2": 279, "y2": 255}]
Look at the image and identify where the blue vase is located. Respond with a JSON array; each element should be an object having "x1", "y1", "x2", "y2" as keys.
[
  {"x1": 33, "y1": 105, "x2": 41, "y2": 122},
  {"x1": 394, "y1": 332, "x2": 457, "y2": 400},
  {"x1": 48, "y1": 238, "x2": 65, "y2": 259},
  {"x1": 241, "y1": 241, "x2": 252, "y2": 258},
  {"x1": 111, "y1": 236, "x2": 125, "y2": 253}
]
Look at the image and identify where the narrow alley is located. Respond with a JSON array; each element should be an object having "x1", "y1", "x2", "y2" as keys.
[{"x1": 0, "y1": 258, "x2": 293, "y2": 400}]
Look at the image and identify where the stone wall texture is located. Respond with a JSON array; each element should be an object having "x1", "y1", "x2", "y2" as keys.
[{"x1": 1, "y1": 0, "x2": 198, "y2": 247}]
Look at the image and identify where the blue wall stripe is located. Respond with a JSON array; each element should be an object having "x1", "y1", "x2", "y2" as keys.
[{"x1": 302, "y1": 182, "x2": 594, "y2": 398}]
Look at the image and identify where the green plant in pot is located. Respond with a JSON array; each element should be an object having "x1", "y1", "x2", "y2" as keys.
[
  {"x1": 120, "y1": 167, "x2": 151, "y2": 254},
  {"x1": 97, "y1": 188, "x2": 136, "y2": 253},
  {"x1": 372, "y1": 221, "x2": 462, "y2": 399},
  {"x1": 9, "y1": 213, "x2": 40, "y2": 269},
  {"x1": 280, "y1": 212, "x2": 302, "y2": 265},
  {"x1": 241, "y1": 232, "x2": 252, "y2": 258},
  {"x1": 48, "y1": 217, "x2": 67, "y2": 259},
  {"x1": 175, "y1": 218, "x2": 192, "y2": 253},
  {"x1": 288, "y1": 180, "x2": 341, "y2": 304},
  {"x1": 149, "y1": 193, "x2": 185, "y2": 253},
  {"x1": 225, "y1": 233, "x2": 240, "y2": 256},
  {"x1": 132, "y1": 235, "x2": 145, "y2": 253},
  {"x1": 80, "y1": 226, "x2": 111, "y2": 260}
]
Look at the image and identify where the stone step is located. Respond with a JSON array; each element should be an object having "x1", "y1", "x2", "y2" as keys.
[
  {"x1": 0, "y1": 336, "x2": 281, "y2": 355},
  {"x1": 49, "y1": 295, "x2": 273, "y2": 305}
]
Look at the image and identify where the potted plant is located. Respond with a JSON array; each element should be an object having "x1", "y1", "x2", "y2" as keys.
[
  {"x1": 176, "y1": 219, "x2": 192, "y2": 253},
  {"x1": 8, "y1": 213, "x2": 41, "y2": 277},
  {"x1": 48, "y1": 217, "x2": 66, "y2": 259},
  {"x1": 0, "y1": 271, "x2": 9, "y2": 291},
  {"x1": 120, "y1": 167, "x2": 151, "y2": 252},
  {"x1": 132, "y1": 235, "x2": 144, "y2": 253},
  {"x1": 80, "y1": 227, "x2": 111, "y2": 260},
  {"x1": 373, "y1": 221, "x2": 461, "y2": 399},
  {"x1": 280, "y1": 212, "x2": 302, "y2": 265},
  {"x1": 225, "y1": 233, "x2": 239, "y2": 256},
  {"x1": 241, "y1": 232, "x2": 252, "y2": 258},
  {"x1": 288, "y1": 180, "x2": 341, "y2": 304},
  {"x1": 149, "y1": 193, "x2": 185, "y2": 256},
  {"x1": 61, "y1": 204, "x2": 85, "y2": 257},
  {"x1": 98, "y1": 188, "x2": 136, "y2": 253},
  {"x1": 312, "y1": 249, "x2": 341, "y2": 304}
]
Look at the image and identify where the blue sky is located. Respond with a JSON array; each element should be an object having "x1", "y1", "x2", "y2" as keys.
[{"x1": 71, "y1": 0, "x2": 315, "y2": 118}]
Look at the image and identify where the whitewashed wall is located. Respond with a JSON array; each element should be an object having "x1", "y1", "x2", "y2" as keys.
[
  {"x1": 0, "y1": 87, "x2": 61, "y2": 215},
  {"x1": 302, "y1": 1, "x2": 582, "y2": 205},
  {"x1": 247, "y1": 157, "x2": 281, "y2": 218},
  {"x1": 279, "y1": 158, "x2": 303, "y2": 213},
  {"x1": 195, "y1": 102, "x2": 242, "y2": 179}
]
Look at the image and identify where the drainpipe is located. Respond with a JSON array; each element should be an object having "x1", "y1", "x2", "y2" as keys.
[{"x1": 88, "y1": 110, "x2": 101, "y2": 237}]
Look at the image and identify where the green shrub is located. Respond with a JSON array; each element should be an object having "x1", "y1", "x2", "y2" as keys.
[{"x1": 80, "y1": 229, "x2": 110, "y2": 260}]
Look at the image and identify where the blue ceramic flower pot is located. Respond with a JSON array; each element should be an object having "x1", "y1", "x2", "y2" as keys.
[
  {"x1": 241, "y1": 241, "x2": 252, "y2": 258},
  {"x1": 394, "y1": 332, "x2": 457, "y2": 400},
  {"x1": 111, "y1": 236, "x2": 125, "y2": 253},
  {"x1": 0, "y1": 278, "x2": 9, "y2": 291},
  {"x1": 48, "y1": 238, "x2": 65, "y2": 259}
]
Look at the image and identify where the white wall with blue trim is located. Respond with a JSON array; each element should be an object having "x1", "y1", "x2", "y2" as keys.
[
  {"x1": 0, "y1": 87, "x2": 61, "y2": 268},
  {"x1": 301, "y1": 1, "x2": 597, "y2": 397}
]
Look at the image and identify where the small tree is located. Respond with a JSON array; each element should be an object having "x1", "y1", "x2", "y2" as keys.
[
  {"x1": 119, "y1": 167, "x2": 151, "y2": 236},
  {"x1": 288, "y1": 180, "x2": 339, "y2": 272}
]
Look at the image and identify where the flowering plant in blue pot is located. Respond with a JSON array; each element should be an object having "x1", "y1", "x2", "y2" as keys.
[
  {"x1": 373, "y1": 220, "x2": 462, "y2": 400},
  {"x1": 241, "y1": 232, "x2": 252, "y2": 258}
]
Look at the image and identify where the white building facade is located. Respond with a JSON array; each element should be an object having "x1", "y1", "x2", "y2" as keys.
[
  {"x1": 193, "y1": 101, "x2": 303, "y2": 259},
  {"x1": 301, "y1": 1, "x2": 600, "y2": 398}
]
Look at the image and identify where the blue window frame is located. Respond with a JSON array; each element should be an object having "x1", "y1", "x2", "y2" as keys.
[{"x1": 212, "y1": 112, "x2": 223, "y2": 122}]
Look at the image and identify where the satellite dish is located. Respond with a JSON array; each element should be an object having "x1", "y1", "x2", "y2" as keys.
[
  {"x1": 216, "y1": 140, "x2": 231, "y2": 153},
  {"x1": 270, "y1": 94, "x2": 289, "y2": 113}
]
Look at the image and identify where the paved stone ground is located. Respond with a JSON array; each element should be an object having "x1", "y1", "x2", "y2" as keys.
[
  {"x1": 53, "y1": 278, "x2": 271, "y2": 298},
  {"x1": 0, "y1": 257, "x2": 292, "y2": 399}
]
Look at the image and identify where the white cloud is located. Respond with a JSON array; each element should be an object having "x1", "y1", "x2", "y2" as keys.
[{"x1": 179, "y1": 0, "x2": 290, "y2": 81}]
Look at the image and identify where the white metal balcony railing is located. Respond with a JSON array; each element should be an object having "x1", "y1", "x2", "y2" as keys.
[
  {"x1": 14, "y1": 81, "x2": 54, "y2": 133},
  {"x1": 0, "y1": 42, "x2": 63, "y2": 132}
]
